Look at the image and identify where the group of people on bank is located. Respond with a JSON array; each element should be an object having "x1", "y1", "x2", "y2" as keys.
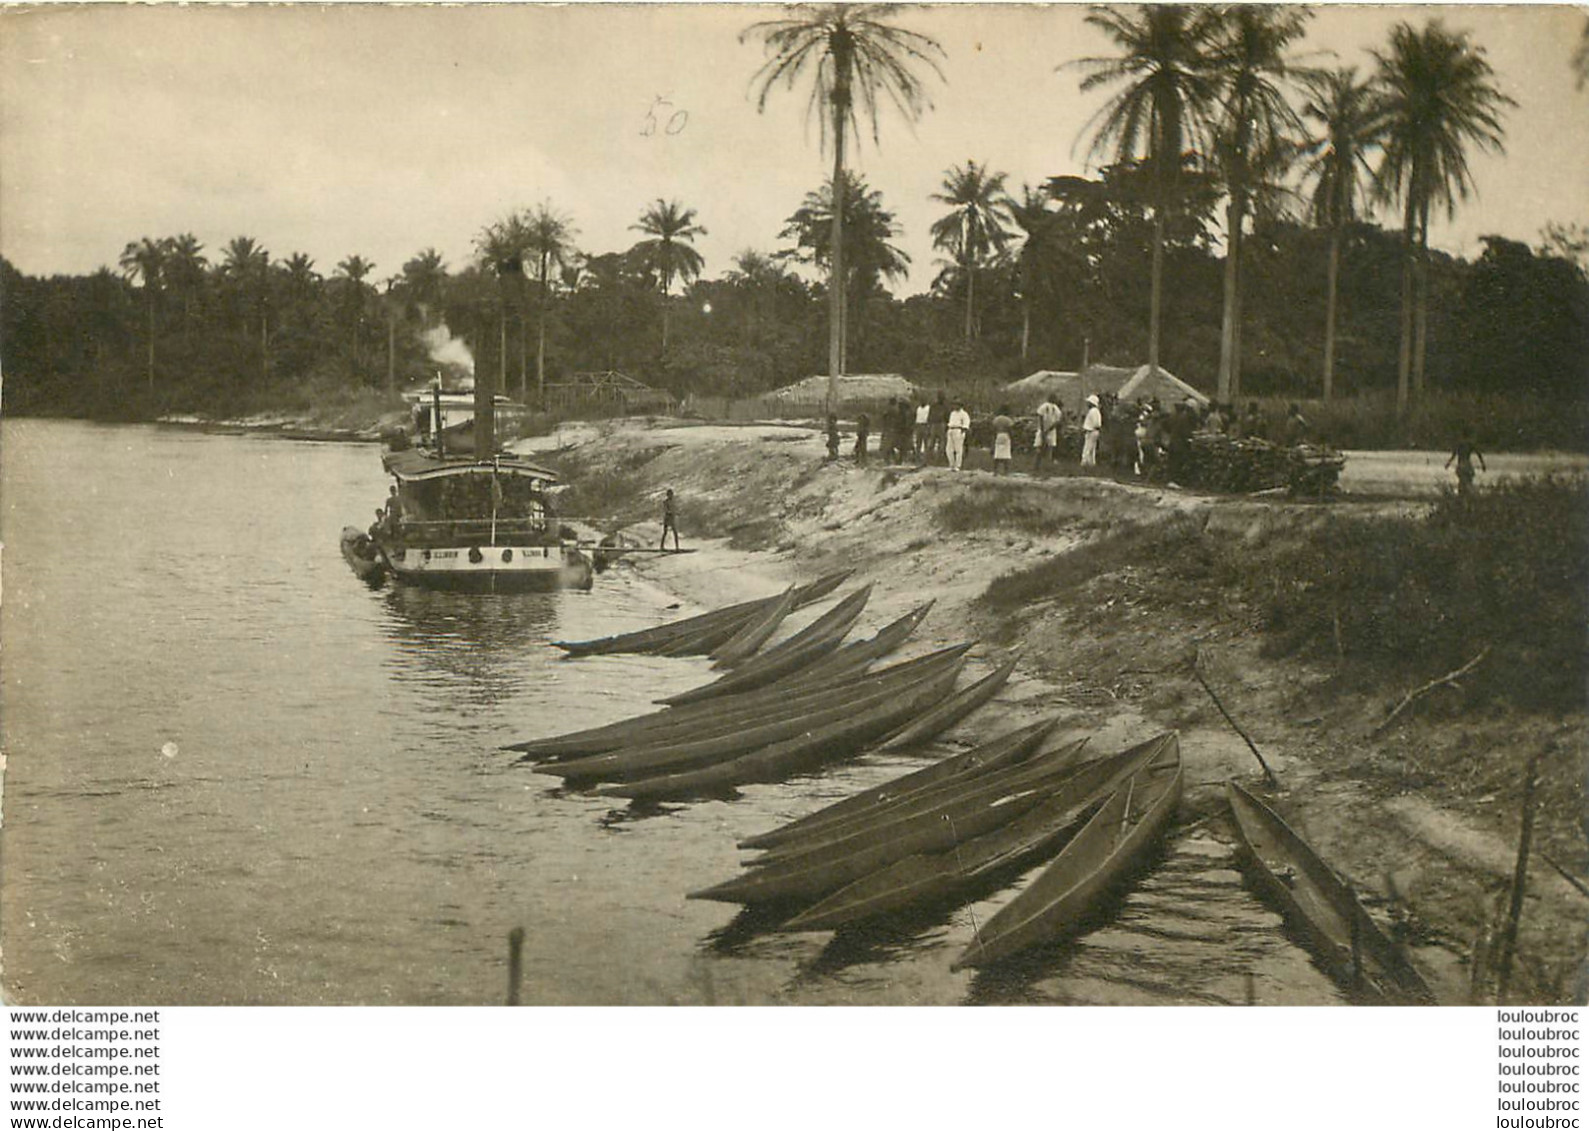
[{"x1": 823, "y1": 390, "x2": 1313, "y2": 481}]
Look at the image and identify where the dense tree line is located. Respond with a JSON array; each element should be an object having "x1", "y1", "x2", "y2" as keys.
[{"x1": 2, "y1": 5, "x2": 1586, "y2": 420}]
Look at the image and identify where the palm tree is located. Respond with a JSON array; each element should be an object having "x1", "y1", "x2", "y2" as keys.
[
  {"x1": 1072, "y1": 3, "x2": 1221, "y2": 376},
  {"x1": 629, "y1": 199, "x2": 707, "y2": 351},
  {"x1": 401, "y1": 248, "x2": 448, "y2": 324},
  {"x1": 1206, "y1": 6, "x2": 1312, "y2": 400},
  {"x1": 221, "y1": 237, "x2": 271, "y2": 377},
  {"x1": 118, "y1": 236, "x2": 166, "y2": 390},
  {"x1": 744, "y1": 4, "x2": 944, "y2": 405},
  {"x1": 164, "y1": 233, "x2": 207, "y2": 345},
  {"x1": 336, "y1": 254, "x2": 376, "y2": 376},
  {"x1": 1372, "y1": 19, "x2": 1513, "y2": 414},
  {"x1": 523, "y1": 202, "x2": 578, "y2": 405},
  {"x1": 779, "y1": 172, "x2": 911, "y2": 371},
  {"x1": 1004, "y1": 185, "x2": 1057, "y2": 361},
  {"x1": 929, "y1": 161, "x2": 1012, "y2": 341},
  {"x1": 475, "y1": 215, "x2": 529, "y2": 395},
  {"x1": 727, "y1": 250, "x2": 788, "y2": 346},
  {"x1": 1301, "y1": 67, "x2": 1382, "y2": 401}
]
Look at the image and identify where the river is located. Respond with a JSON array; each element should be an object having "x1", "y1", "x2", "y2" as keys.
[{"x1": 1, "y1": 418, "x2": 1353, "y2": 1006}]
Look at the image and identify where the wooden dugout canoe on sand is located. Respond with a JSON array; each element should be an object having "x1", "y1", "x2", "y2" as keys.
[
  {"x1": 550, "y1": 569, "x2": 852, "y2": 657},
  {"x1": 688, "y1": 735, "x2": 1089, "y2": 905},
  {"x1": 708, "y1": 586, "x2": 798, "y2": 668},
  {"x1": 952, "y1": 735, "x2": 1183, "y2": 969},
  {"x1": 504, "y1": 603, "x2": 937, "y2": 760},
  {"x1": 740, "y1": 717, "x2": 1062, "y2": 853},
  {"x1": 784, "y1": 733, "x2": 1176, "y2": 932},
  {"x1": 538, "y1": 646, "x2": 972, "y2": 783},
  {"x1": 1225, "y1": 781, "x2": 1434, "y2": 1004},
  {"x1": 598, "y1": 656, "x2": 967, "y2": 802},
  {"x1": 656, "y1": 585, "x2": 874, "y2": 706}
]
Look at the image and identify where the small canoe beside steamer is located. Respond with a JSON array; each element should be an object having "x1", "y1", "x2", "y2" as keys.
[
  {"x1": 952, "y1": 735, "x2": 1183, "y2": 970},
  {"x1": 656, "y1": 585, "x2": 875, "y2": 707},
  {"x1": 539, "y1": 646, "x2": 972, "y2": 784},
  {"x1": 340, "y1": 527, "x2": 389, "y2": 584},
  {"x1": 551, "y1": 570, "x2": 852, "y2": 656},
  {"x1": 1225, "y1": 781, "x2": 1434, "y2": 1004},
  {"x1": 599, "y1": 652, "x2": 966, "y2": 802},
  {"x1": 504, "y1": 603, "x2": 937, "y2": 761},
  {"x1": 786, "y1": 732, "x2": 1175, "y2": 932},
  {"x1": 688, "y1": 732, "x2": 1089, "y2": 906}
]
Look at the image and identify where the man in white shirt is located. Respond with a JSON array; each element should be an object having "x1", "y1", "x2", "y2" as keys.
[
  {"x1": 946, "y1": 403, "x2": 972, "y2": 471},
  {"x1": 1081, "y1": 394, "x2": 1103, "y2": 467},
  {"x1": 913, "y1": 398, "x2": 931, "y2": 464},
  {"x1": 1035, "y1": 397, "x2": 1063, "y2": 468}
]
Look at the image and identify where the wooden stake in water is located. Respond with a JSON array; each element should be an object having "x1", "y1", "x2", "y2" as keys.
[
  {"x1": 507, "y1": 927, "x2": 525, "y2": 1006},
  {"x1": 1495, "y1": 751, "x2": 1543, "y2": 1005}
]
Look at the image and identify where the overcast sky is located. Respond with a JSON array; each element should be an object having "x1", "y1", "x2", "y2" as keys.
[{"x1": 2, "y1": 3, "x2": 1585, "y2": 294}]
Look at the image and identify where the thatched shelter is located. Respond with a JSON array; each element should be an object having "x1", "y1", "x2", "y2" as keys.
[
  {"x1": 544, "y1": 371, "x2": 676, "y2": 415},
  {"x1": 1003, "y1": 364, "x2": 1208, "y2": 415}
]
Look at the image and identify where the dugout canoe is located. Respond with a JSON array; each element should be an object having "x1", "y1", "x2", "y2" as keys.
[
  {"x1": 538, "y1": 646, "x2": 973, "y2": 783},
  {"x1": 598, "y1": 656, "x2": 966, "y2": 802},
  {"x1": 708, "y1": 586, "x2": 798, "y2": 668},
  {"x1": 656, "y1": 585, "x2": 874, "y2": 706},
  {"x1": 1225, "y1": 781, "x2": 1434, "y2": 1004},
  {"x1": 551, "y1": 569, "x2": 851, "y2": 657},
  {"x1": 739, "y1": 711, "x2": 1052, "y2": 851},
  {"x1": 687, "y1": 738, "x2": 1089, "y2": 905},
  {"x1": 951, "y1": 737, "x2": 1183, "y2": 969},
  {"x1": 785, "y1": 733, "x2": 1176, "y2": 931},
  {"x1": 505, "y1": 605, "x2": 940, "y2": 761},
  {"x1": 868, "y1": 652, "x2": 1018, "y2": 753},
  {"x1": 763, "y1": 600, "x2": 934, "y2": 694}
]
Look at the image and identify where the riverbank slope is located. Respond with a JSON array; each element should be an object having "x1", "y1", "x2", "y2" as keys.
[{"x1": 529, "y1": 417, "x2": 1588, "y2": 1005}]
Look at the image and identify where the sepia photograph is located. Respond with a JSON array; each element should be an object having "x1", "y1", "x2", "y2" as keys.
[{"x1": 1, "y1": 0, "x2": 1586, "y2": 1022}]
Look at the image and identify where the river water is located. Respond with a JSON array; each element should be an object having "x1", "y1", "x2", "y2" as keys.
[{"x1": 2, "y1": 419, "x2": 1355, "y2": 1006}]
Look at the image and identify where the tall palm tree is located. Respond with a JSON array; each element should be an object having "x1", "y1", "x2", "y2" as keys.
[
  {"x1": 744, "y1": 4, "x2": 944, "y2": 405},
  {"x1": 401, "y1": 248, "x2": 448, "y2": 324},
  {"x1": 336, "y1": 255, "x2": 376, "y2": 376},
  {"x1": 629, "y1": 199, "x2": 707, "y2": 351},
  {"x1": 727, "y1": 250, "x2": 788, "y2": 346},
  {"x1": 1206, "y1": 6, "x2": 1311, "y2": 400},
  {"x1": 118, "y1": 236, "x2": 166, "y2": 390},
  {"x1": 1072, "y1": 3, "x2": 1221, "y2": 376},
  {"x1": 164, "y1": 233, "x2": 207, "y2": 345},
  {"x1": 278, "y1": 252, "x2": 321, "y2": 329},
  {"x1": 221, "y1": 236, "x2": 271, "y2": 377},
  {"x1": 1301, "y1": 66, "x2": 1382, "y2": 401},
  {"x1": 1372, "y1": 19, "x2": 1513, "y2": 414},
  {"x1": 475, "y1": 215, "x2": 529, "y2": 395},
  {"x1": 1004, "y1": 185, "x2": 1057, "y2": 361},
  {"x1": 523, "y1": 202, "x2": 578, "y2": 405},
  {"x1": 929, "y1": 160, "x2": 1012, "y2": 341}
]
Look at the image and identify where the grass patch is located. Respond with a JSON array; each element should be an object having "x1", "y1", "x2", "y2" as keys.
[
  {"x1": 978, "y1": 516, "x2": 1208, "y2": 612},
  {"x1": 937, "y1": 481, "x2": 1120, "y2": 538}
]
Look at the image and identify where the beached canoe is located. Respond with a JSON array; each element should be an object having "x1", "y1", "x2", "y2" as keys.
[
  {"x1": 599, "y1": 656, "x2": 966, "y2": 802},
  {"x1": 739, "y1": 709, "x2": 1050, "y2": 852},
  {"x1": 688, "y1": 738, "x2": 1089, "y2": 905},
  {"x1": 539, "y1": 646, "x2": 972, "y2": 783},
  {"x1": 764, "y1": 600, "x2": 933, "y2": 695},
  {"x1": 708, "y1": 586, "x2": 798, "y2": 668},
  {"x1": 551, "y1": 569, "x2": 851, "y2": 657},
  {"x1": 868, "y1": 652, "x2": 1018, "y2": 752},
  {"x1": 951, "y1": 736, "x2": 1183, "y2": 969},
  {"x1": 508, "y1": 613, "x2": 947, "y2": 765},
  {"x1": 655, "y1": 585, "x2": 874, "y2": 706},
  {"x1": 1225, "y1": 781, "x2": 1434, "y2": 1003},
  {"x1": 785, "y1": 733, "x2": 1176, "y2": 931}
]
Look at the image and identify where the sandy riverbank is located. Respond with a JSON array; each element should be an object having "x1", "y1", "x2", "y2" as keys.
[{"x1": 527, "y1": 416, "x2": 1587, "y2": 1004}]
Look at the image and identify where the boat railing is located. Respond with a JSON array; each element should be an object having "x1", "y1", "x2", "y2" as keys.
[{"x1": 390, "y1": 517, "x2": 557, "y2": 546}]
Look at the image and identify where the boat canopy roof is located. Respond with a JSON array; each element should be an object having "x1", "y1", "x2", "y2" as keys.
[{"x1": 381, "y1": 448, "x2": 560, "y2": 485}]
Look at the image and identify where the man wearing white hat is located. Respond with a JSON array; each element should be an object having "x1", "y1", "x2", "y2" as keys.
[{"x1": 1081, "y1": 394, "x2": 1103, "y2": 468}]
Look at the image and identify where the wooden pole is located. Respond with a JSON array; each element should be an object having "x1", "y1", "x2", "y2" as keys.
[
  {"x1": 1495, "y1": 751, "x2": 1542, "y2": 1004},
  {"x1": 507, "y1": 926, "x2": 525, "y2": 1006},
  {"x1": 1193, "y1": 650, "x2": 1278, "y2": 786}
]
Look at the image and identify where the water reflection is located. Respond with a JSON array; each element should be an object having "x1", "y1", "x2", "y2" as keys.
[{"x1": 378, "y1": 586, "x2": 559, "y2": 707}]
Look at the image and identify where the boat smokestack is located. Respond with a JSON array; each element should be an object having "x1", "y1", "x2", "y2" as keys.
[
  {"x1": 433, "y1": 385, "x2": 445, "y2": 458},
  {"x1": 474, "y1": 353, "x2": 496, "y2": 457}
]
